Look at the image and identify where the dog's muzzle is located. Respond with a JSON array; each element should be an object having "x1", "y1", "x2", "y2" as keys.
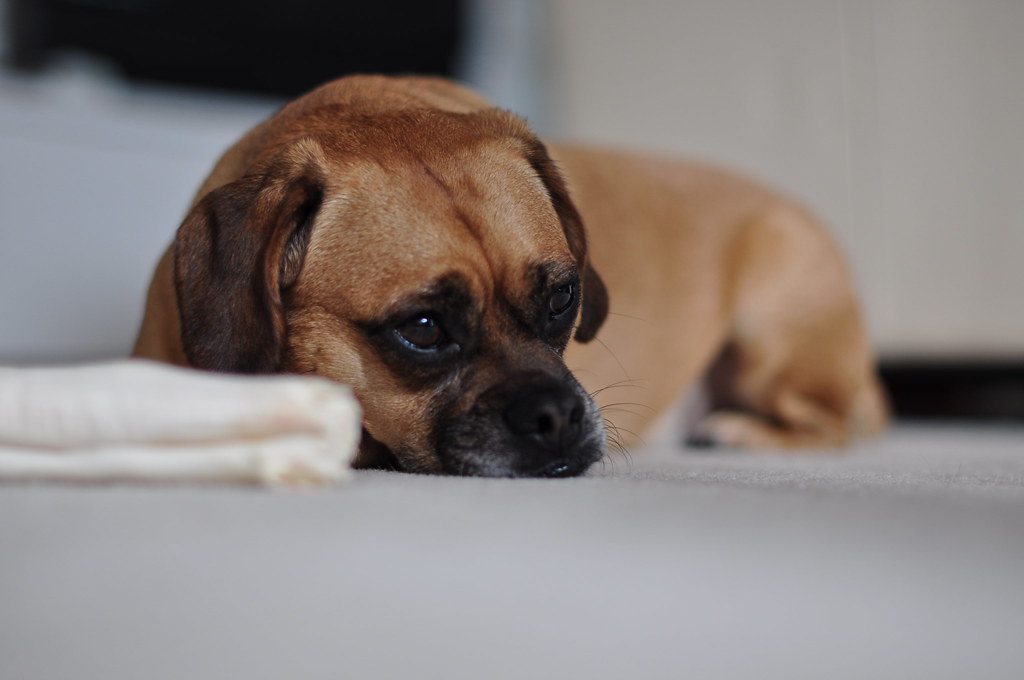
[{"x1": 436, "y1": 372, "x2": 605, "y2": 478}]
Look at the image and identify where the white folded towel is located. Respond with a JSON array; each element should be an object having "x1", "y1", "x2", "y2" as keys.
[{"x1": 0, "y1": 360, "x2": 361, "y2": 486}]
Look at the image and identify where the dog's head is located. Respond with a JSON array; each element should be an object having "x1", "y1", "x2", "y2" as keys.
[{"x1": 173, "y1": 88, "x2": 608, "y2": 477}]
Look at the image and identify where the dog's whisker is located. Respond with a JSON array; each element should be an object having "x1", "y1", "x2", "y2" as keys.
[
  {"x1": 620, "y1": 434, "x2": 641, "y2": 452},
  {"x1": 591, "y1": 336, "x2": 632, "y2": 383},
  {"x1": 599, "y1": 400, "x2": 658, "y2": 414},
  {"x1": 588, "y1": 379, "x2": 648, "y2": 399},
  {"x1": 613, "y1": 446, "x2": 634, "y2": 470},
  {"x1": 606, "y1": 425, "x2": 631, "y2": 454},
  {"x1": 605, "y1": 311, "x2": 654, "y2": 325},
  {"x1": 605, "y1": 439, "x2": 629, "y2": 465},
  {"x1": 604, "y1": 443, "x2": 633, "y2": 473},
  {"x1": 599, "y1": 407, "x2": 648, "y2": 422},
  {"x1": 600, "y1": 418, "x2": 635, "y2": 468},
  {"x1": 606, "y1": 420, "x2": 644, "y2": 452},
  {"x1": 598, "y1": 402, "x2": 649, "y2": 417}
]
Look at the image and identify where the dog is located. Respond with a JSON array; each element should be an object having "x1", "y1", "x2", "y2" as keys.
[{"x1": 133, "y1": 75, "x2": 887, "y2": 477}]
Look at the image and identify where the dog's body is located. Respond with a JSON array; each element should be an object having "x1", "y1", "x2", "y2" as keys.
[{"x1": 134, "y1": 75, "x2": 886, "y2": 476}]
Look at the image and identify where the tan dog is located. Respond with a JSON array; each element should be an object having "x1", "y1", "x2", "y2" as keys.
[{"x1": 133, "y1": 75, "x2": 886, "y2": 476}]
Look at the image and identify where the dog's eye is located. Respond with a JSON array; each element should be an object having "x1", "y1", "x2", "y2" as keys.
[
  {"x1": 549, "y1": 284, "x2": 575, "y2": 316},
  {"x1": 395, "y1": 315, "x2": 445, "y2": 350}
]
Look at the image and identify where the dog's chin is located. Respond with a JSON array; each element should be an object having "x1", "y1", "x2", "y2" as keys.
[
  {"x1": 376, "y1": 440, "x2": 603, "y2": 478},
  {"x1": 438, "y1": 442, "x2": 605, "y2": 478}
]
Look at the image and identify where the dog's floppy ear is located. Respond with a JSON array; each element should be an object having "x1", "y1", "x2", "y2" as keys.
[
  {"x1": 525, "y1": 141, "x2": 609, "y2": 343},
  {"x1": 174, "y1": 146, "x2": 324, "y2": 373}
]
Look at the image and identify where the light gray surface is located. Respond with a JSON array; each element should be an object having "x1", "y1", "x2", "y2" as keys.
[{"x1": 2, "y1": 424, "x2": 1023, "y2": 679}]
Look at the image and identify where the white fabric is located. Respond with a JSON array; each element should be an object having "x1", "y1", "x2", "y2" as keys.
[{"x1": 0, "y1": 360, "x2": 360, "y2": 485}]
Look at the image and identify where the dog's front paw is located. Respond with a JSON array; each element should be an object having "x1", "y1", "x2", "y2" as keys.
[
  {"x1": 689, "y1": 409, "x2": 851, "y2": 450},
  {"x1": 689, "y1": 410, "x2": 818, "y2": 449},
  {"x1": 687, "y1": 411, "x2": 762, "y2": 449}
]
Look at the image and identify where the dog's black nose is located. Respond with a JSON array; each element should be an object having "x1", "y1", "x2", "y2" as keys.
[{"x1": 504, "y1": 385, "x2": 584, "y2": 452}]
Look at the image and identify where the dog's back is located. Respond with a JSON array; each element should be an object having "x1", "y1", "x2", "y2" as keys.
[{"x1": 556, "y1": 145, "x2": 887, "y2": 448}]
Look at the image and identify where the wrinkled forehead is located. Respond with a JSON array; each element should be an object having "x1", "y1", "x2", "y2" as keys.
[{"x1": 303, "y1": 140, "x2": 573, "y2": 315}]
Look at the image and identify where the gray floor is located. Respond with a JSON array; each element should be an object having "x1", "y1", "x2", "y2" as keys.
[{"x1": 2, "y1": 424, "x2": 1023, "y2": 679}]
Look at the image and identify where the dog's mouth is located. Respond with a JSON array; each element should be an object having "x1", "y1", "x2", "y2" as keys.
[
  {"x1": 439, "y1": 447, "x2": 603, "y2": 478},
  {"x1": 528, "y1": 457, "x2": 596, "y2": 478}
]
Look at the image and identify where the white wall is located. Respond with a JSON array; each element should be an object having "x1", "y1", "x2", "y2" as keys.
[
  {"x1": 0, "y1": 65, "x2": 279, "y2": 363},
  {"x1": 1, "y1": 0, "x2": 1020, "y2": 363},
  {"x1": 550, "y1": 0, "x2": 1024, "y2": 359},
  {"x1": 457, "y1": 0, "x2": 554, "y2": 132}
]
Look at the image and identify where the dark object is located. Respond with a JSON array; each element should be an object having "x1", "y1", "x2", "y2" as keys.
[
  {"x1": 5, "y1": 0, "x2": 464, "y2": 97},
  {"x1": 880, "y1": 361, "x2": 1024, "y2": 422}
]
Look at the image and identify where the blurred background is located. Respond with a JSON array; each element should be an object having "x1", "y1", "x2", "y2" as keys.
[{"x1": 1, "y1": 0, "x2": 1021, "y2": 420}]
